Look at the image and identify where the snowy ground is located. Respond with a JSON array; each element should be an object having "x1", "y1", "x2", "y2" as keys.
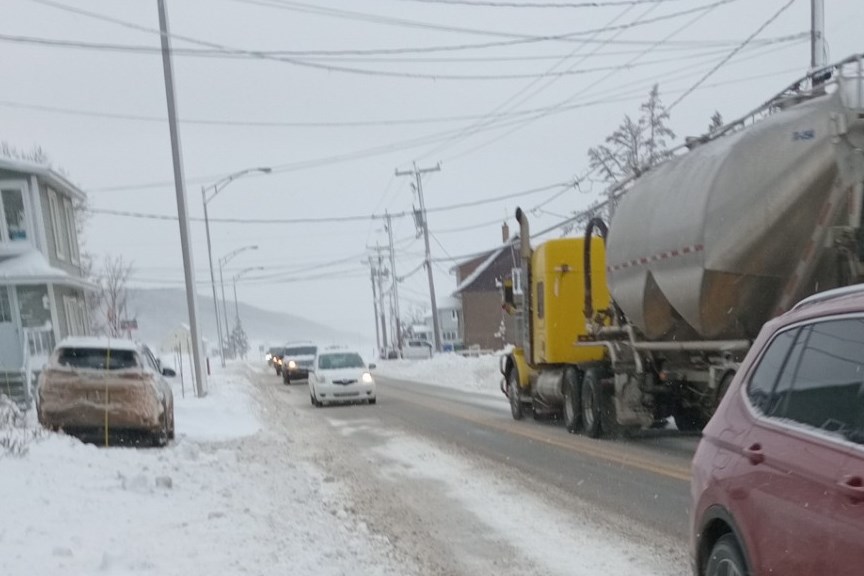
[
  {"x1": 1, "y1": 361, "x2": 684, "y2": 575},
  {"x1": 374, "y1": 353, "x2": 504, "y2": 397},
  {"x1": 0, "y1": 363, "x2": 413, "y2": 576}
]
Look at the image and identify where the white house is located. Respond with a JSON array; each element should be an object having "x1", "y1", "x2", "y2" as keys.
[{"x1": 0, "y1": 157, "x2": 95, "y2": 404}]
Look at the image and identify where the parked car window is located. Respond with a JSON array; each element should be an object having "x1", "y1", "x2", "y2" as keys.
[
  {"x1": 140, "y1": 346, "x2": 160, "y2": 372},
  {"x1": 57, "y1": 347, "x2": 139, "y2": 370},
  {"x1": 764, "y1": 327, "x2": 808, "y2": 417},
  {"x1": 318, "y1": 353, "x2": 365, "y2": 370},
  {"x1": 772, "y1": 319, "x2": 864, "y2": 437},
  {"x1": 747, "y1": 328, "x2": 797, "y2": 413}
]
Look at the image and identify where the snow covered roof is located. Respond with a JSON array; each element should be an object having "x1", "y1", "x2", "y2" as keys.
[
  {"x1": 454, "y1": 239, "x2": 518, "y2": 294},
  {"x1": 57, "y1": 336, "x2": 140, "y2": 352},
  {"x1": 0, "y1": 250, "x2": 97, "y2": 290},
  {"x1": 0, "y1": 157, "x2": 86, "y2": 201}
]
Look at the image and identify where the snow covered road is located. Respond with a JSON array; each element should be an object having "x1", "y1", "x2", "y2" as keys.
[{"x1": 1, "y1": 363, "x2": 694, "y2": 575}]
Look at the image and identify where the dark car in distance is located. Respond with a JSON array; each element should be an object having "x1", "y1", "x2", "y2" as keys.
[
  {"x1": 281, "y1": 343, "x2": 317, "y2": 385},
  {"x1": 691, "y1": 285, "x2": 864, "y2": 576}
]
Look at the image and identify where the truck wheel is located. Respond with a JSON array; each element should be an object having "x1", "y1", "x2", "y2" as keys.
[
  {"x1": 508, "y1": 370, "x2": 524, "y2": 421},
  {"x1": 581, "y1": 369, "x2": 602, "y2": 438},
  {"x1": 563, "y1": 368, "x2": 581, "y2": 433}
]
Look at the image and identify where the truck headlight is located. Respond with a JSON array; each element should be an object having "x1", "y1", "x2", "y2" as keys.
[
  {"x1": 362, "y1": 372, "x2": 374, "y2": 384},
  {"x1": 288, "y1": 360, "x2": 297, "y2": 369}
]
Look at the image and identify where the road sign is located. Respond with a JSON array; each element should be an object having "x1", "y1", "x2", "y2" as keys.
[{"x1": 120, "y1": 319, "x2": 138, "y2": 331}]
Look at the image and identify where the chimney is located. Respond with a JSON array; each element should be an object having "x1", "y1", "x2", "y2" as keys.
[{"x1": 502, "y1": 221, "x2": 510, "y2": 243}]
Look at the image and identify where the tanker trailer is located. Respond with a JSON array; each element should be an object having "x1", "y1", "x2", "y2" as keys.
[{"x1": 500, "y1": 54, "x2": 864, "y2": 438}]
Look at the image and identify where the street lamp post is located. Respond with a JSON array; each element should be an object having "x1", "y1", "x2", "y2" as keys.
[
  {"x1": 202, "y1": 167, "x2": 271, "y2": 368},
  {"x1": 233, "y1": 266, "x2": 265, "y2": 326},
  {"x1": 219, "y1": 245, "x2": 258, "y2": 360}
]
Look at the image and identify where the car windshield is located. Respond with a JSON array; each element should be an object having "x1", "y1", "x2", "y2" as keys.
[
  {"x1": 284, "y1": 346, "x2": 316, "y2": 357},
  {"x1": 56, "y1": 348, "x2": 138, "y2": 370},
  {"x1": 318, "y1": 353, "x2": 365, "y2": 370}
]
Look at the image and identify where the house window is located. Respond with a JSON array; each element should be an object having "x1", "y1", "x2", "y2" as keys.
[
  {"x1": 48, "y1": 189, "x2": 66, "y2": 260},
  {"x1": 63, "y1": 198, "x2": 80, "y2": 264},
  {"x1": 0, "y1": 186, "x2": 28, "y2": 242},
  {"x1": 451, "y1": 310, "x2": 457, "y2": 320},
  {"x1": 17, "y1": 286, "x2": 51, "y2": 328},
  {"x1": 64, "y1": 296, "x2": 87, "y2": 336}
]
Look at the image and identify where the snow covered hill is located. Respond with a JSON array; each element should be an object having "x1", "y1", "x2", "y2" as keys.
[{"x1": 125, "y1": 288, "x2": 369, "y2": 351}]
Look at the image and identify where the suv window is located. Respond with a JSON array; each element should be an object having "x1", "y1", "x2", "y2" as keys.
[
  {"x1": 57, "y1": 347, "x2": 139, "y2": 370},
  {"x1": 747, "y1": 328, "x2": 797, "y2": 413},
  {"x1": 774, "y1": 319, "x2": 864, "y2": 436}
]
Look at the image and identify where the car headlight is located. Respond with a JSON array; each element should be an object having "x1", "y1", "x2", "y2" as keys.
[
  {"x1": 265, "y1": 353, "x2": 272, "y2": 361},
  {"x1": 362, "y1": 372, "x2": 374, "y2": 384},
  {"x1": 288, "y1": 360, "x2": 297, "y2": 369},
  {"x1": 276, "y1": 358, "x2": 282, "y2": 365}
]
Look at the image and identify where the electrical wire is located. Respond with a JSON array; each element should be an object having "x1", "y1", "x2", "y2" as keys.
[
  {"x1": 29, "y1": 0, "x2": 749, "y2": 81},
  {"x1": 668, "y1": 0, "x2": 798, "y2": 109},
  {"x1": 392, "y1": 0, "x2": 690, "y2": 7}
]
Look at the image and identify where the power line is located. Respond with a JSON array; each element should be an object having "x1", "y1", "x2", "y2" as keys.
[
  {"x1": 393, "y1": 0, "x2": 689, "y2": 7},
  {"x1": 0, "y1": 34, "x2": 779, "y2": 81},
  {"x1": 85, "y1": 180, "x2": 571, "y2": 224},
  {"x1": 435, "y1": 0, "x2": 730, "y2": 162},
  {"x1": 669, "y1": 0, "x2": 799, "y2": 109},
  {"x1": 29, "y1": 0, "x2": 750, "y2": 82}
]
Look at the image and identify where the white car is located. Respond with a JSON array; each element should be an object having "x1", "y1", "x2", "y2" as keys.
[
  {"x1": 309, "y1": 349, "x2": 376, "y2": 407},
  {"x1": 401, "y1": 339, "x2": 433, "y2": 360}
]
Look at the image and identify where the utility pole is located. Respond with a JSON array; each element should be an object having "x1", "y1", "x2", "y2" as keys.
[
  {"x1": 376, "y1": 246, "x2": 389, "y2": 351},
  {"x1": 396, "y1": 162, "x2": 442, "y2": 352},
  {"x1": 368, "y1": 259, "x2": 381, "y2": 352},
  {"x1": 157, "y1": 0, "x2": 206, "y2": 397},
  {"x1": 811, "y1": 0, "x2": 826, "y2": 70},
  {"x1": 384, "y1": 211, "x2": 402, "y2": 352}
]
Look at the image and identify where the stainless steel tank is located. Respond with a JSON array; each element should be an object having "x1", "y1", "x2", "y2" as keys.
[{"x1": 606, "y1": 85, "x2": 864, "y2": 341}]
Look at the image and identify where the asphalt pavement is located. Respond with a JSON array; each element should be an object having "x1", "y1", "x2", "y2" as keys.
[{"x1": 318, "y1": 374, "x2": 699, "y2": 543}]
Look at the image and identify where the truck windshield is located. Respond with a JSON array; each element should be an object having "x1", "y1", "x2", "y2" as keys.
[{"x1": 285, "y1": 346, "x2": 316, "y2": 357}]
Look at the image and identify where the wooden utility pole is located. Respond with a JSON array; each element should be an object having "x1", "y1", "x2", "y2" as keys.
[{"x1": 396, "y1": 162, "x2": 442, "y2": 352}]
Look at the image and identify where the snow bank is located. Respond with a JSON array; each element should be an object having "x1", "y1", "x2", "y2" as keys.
[
  {"x1": 0, "y1": 364, "x2": 403, "y2": 576},
  {"x1": 172, "y1": 366, "x2": 260, "y2": 442},
  {"x1": 375, "y1": 353, "x2": 504, "y2": 396}
]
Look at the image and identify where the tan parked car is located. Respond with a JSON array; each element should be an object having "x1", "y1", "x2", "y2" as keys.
[{"x1": 37, "y1": 338, "x2": 176, "y2": 446}]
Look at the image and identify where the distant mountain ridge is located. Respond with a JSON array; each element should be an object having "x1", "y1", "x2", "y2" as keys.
[{"x1": 125, "y1": 288, "x2": 367, "y2": 351}]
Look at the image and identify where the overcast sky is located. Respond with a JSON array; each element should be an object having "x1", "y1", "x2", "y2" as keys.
[{"x1": 2, "y1": 0, "x2": 862, "y2": 343}]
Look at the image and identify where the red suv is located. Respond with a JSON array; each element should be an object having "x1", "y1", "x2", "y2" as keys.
[{"x1": 691, "y1": 286, "x2": 864, "y2": 576}]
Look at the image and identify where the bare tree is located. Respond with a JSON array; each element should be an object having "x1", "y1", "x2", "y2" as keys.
[
  {"x1": 0, "y1": 141, "x2": 51, "y2": 165},
  {"x1": 587, "y1": 84, "x2": 675, "y2": 185},
  {"x1": 95, "y1": 256, "x2": 134, "y2": 337},
  {"x1": 708, "y1": 110, "x2": 725, "y2": 133}
]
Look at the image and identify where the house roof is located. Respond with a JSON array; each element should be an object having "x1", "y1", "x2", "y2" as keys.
[
  {"x1": 0, "y1": 250, "x2": 97, "y2": 291},
  {"x1": 453, "y1": 238, "x2": 519, "y2": 294},
  {"x1": 0, "y1": 157, "x2": 87, "y2": 202}
]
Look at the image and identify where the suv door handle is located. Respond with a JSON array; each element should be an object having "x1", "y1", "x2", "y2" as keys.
[
  {"x1": 743, "y1": 443, "x2": 764, "y2": 465},
  {"x1": 837, "y1": 475, "x2": 864, "y2": 503}
]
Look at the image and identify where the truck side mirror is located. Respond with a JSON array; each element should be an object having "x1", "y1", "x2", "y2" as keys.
[{"x1": 162, "y1": 367, "x2": 176, "y2": 377}]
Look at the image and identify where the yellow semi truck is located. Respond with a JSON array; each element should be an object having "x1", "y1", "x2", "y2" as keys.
[{"x1": 500, "y1": 58, "x2": 864, "y2": 437}]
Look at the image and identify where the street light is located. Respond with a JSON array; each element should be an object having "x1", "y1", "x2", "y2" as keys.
[
  {"x1": 233, "y1": 266, "x2": 265, "y2": 327},
  {"x1": 219, "y1": 245, "x2": 258, "y2": 360},
  {"x1": 202, "y1": 167, "x2": 271, "y2": 367}
]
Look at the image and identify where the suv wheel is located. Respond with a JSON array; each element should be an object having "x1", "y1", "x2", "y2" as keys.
[{"x1": 705, "y1": 534, "x2": 747, "y2": 576}]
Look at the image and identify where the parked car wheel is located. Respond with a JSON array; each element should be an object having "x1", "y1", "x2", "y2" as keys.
[
  {"x1": 166, "y1": 402, "x2": 175, "y2": 440},
  {"x1": 705, "y1": 534, "x2": 747, "y2": 576},
  {"x1": 368, "y1": 398, "x2": 377, "y2": 405},
  {"x1": 152, "y1": 415, "x2": 169, "y2": 447},
  {"x1": 674, "y1": 405, "x2": 708, "y2": 432}
]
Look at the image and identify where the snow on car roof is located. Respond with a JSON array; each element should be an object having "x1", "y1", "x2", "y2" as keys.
[{"x1": 57, "y1": 336, "x2": 140, "y2": 352}]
